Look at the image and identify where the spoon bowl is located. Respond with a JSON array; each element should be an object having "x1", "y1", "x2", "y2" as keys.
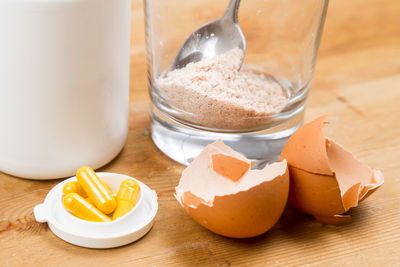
[{"x1": 171, "y1": 0, "x2": 245, "y2": 70}]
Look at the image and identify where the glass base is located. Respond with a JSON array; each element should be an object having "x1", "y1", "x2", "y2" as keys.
[{"x1": 150, "y1": 104, "x2": 305, "y2": 167}]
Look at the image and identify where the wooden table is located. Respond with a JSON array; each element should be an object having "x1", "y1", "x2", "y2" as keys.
[{"x1": 1, "y1": 0, "x2": 399, "y2": 266}]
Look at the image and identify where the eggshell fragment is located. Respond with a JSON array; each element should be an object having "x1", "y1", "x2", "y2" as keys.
[
  {"x1": 280, "y1": 116, "x2": 333, "y2": 176},
  {"x1": 211, "y1": 153, "x2": 250, "y2": 182},
  {"x1": 176, "y1": 140, "x2": 289, "y2": 238},
  {"x1": 280, "y1": 116, "x2": 384, "y2": 224}
]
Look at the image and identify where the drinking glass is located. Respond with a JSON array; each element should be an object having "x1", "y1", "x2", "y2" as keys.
[{"x1": 144, "y1": 0, "x2": 329, "y2": 165}]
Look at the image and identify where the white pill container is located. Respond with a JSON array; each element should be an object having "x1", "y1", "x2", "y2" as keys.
[
  {"x1": 34, "y1": 173, "x2": 158, "y2": 248},
  {"x1": 0, "y1": 0, "x2": 131, "y2": 179}
]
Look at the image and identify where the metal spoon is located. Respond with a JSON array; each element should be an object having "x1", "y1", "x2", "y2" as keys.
[{"x1": 171, "y1": 0, "x2": 246, "y2": 70}]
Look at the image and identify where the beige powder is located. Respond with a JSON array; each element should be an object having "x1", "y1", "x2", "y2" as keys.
[{"x1": 156, "y1": 48, "x2": 288, "y2": 129}]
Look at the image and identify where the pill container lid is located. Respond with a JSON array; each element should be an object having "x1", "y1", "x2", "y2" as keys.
[{"x1": 34, "y1": 172, "x2": 158, "y2": 249}]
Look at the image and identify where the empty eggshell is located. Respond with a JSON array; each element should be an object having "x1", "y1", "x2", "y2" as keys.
[
  {"x1": 175, "y1": 139, "x2": 289, "y2": 238},
  {"x1": 280, "y1": 116, "x2": 384, "y2": 224}
]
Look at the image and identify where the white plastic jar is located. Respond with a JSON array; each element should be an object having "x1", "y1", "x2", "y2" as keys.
[{"x1": 0, "y1": 0, "x2": 131, "y2": 179}]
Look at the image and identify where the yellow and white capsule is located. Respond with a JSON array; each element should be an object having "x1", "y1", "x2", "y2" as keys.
[
  {"x1": 112, "y1": 179, "x2": 140, "y2": 220},
  {"x1": 63, "y1": 193, "x2": 111, "y2": 222},
  {"x1": 63, "y1": 181, "x2": 87, "y2": 198},
  {"x1": 76, "y1": 166, "x2": 116, "y2": 214}
]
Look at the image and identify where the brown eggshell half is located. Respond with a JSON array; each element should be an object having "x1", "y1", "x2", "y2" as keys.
[
  {"x1": 175, "y1": 139, "x2": 289, "y2": 238},
  {"x1": 280, "y1": 116, "x2": 384, "y2": 224}
]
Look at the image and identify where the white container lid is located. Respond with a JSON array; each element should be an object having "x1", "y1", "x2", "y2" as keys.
[{"x1": 34, "y1": 172, "x2": 158, "y2": 249}]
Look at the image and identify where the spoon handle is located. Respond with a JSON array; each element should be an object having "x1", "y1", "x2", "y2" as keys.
[{"x1": 223, "y1": 0, "x2": 242, "y2": 23}]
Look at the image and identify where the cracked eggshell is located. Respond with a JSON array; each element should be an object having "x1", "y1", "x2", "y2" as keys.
[
  {"x1": 175, "y1": 140, "x2": 289, "y2": 238},
  {"x1": 280, "y1": 116, "x2": 384, "y2": 224}
]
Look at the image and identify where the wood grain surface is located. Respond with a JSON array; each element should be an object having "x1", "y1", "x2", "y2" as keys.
[{"x1": 1, "y1": 0, "x2": 399, "y2": 266}]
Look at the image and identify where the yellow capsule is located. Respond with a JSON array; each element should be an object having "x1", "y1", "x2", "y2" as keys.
[
  {"x1": 62, "y1": 181, "x2": 87, "y2": 198},
  {"x1": 76, "y1": 166, "x2": 116, "y2": 214},
  {"x1": 112, "y1": 179, "x2": 140, "y2": 220},
  {"x1": 85, "y1": 197, "x2": 93, "y2": 204},
  {"x1": 101, "y1": 181, "x2": 111, "y2": 192},
  {"x1": 63, "y1": 193, "x2": 111, "y2": 222}
]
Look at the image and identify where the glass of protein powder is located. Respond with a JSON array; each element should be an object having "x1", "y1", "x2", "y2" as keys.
[{"x1": 144, "y1": 0, "x2": 329, "y2": 166}]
